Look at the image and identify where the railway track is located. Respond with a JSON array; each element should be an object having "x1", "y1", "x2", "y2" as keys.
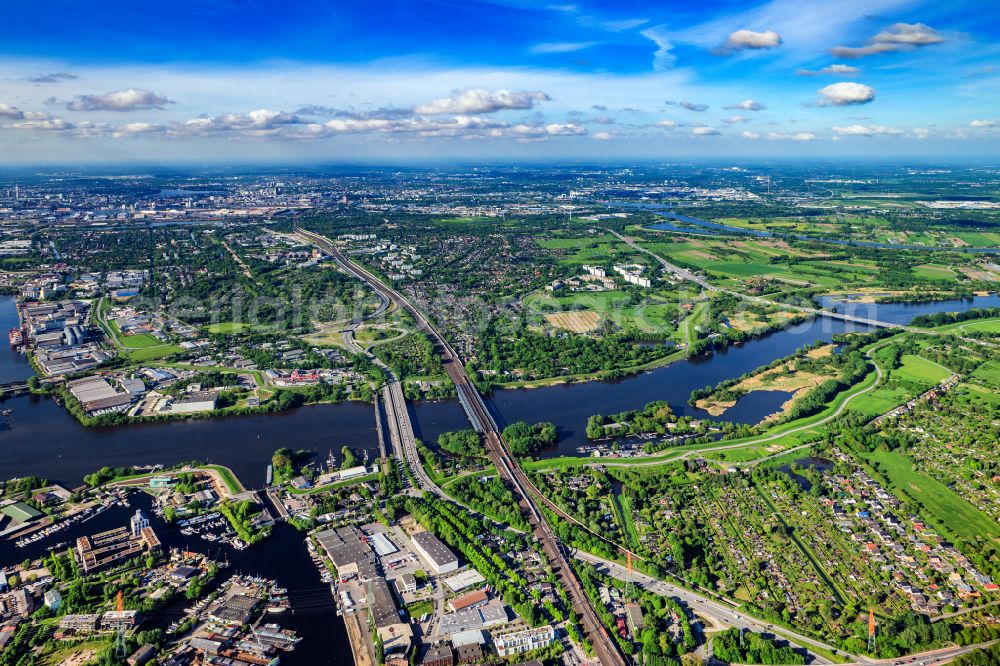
[{"x1": 296, "y1": 226, "x2": 629, "y2": 666}]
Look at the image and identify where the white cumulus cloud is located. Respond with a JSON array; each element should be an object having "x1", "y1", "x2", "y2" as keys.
[
  {"x1": 0, "y1": 103, "x2": 25, "y2": 119},
  {"x1": 665, "y1": 100, "x2": 708, "y2": 112},
  {"x1": 691, "y1": 126, "x2": 719, "y2": 136},
  {"x1": 715, "y1": 29, "x2": 782, "y2": 55},
  {"x1": 817, "y1": 82, "x2": 875, "y2": 106},
  {"x1": 724, "y1": 99, "x2": 766, "y2": 111},
  {"x1": 413, "y1": 89, "x2": 549, "y2": 115},
  {"x1": 66, "y1": 89, "x2": 174, "y2": 112},
  {"x1": 832, "y1": 124, "x2": 903, "y2": 136},
  {"x1": 970, "y1": 120, "x2": 995, "y2": 128},
  {"x1": 112, "y1": 122, "x2": 167, "y2": 138},
  {"x1": 768, "y1": 131, "x2": 817, "y2": 141},
  {"x1": 11, "y1": 117, "x2": 74, "y2": 132}
]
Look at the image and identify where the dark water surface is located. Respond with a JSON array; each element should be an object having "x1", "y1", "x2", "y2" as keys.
[{"x1": 0, "y1": 492, "x2": 345, "y2": 665}]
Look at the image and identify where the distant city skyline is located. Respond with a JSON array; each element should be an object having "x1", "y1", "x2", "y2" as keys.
[{"x1": 1, "y1": 0, "x2": 998, "y2": 163}]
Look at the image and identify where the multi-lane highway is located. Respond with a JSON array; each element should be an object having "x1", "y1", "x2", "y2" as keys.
[{"x1": 296, "y1": 225, "x2": 629, "y2": 666}]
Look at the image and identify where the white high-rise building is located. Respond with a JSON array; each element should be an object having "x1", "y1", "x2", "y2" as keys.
[{"x1": 130, "y1": 509, "x2": 149, "y2": 536}]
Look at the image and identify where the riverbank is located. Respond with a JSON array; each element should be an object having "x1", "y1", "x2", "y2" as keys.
[{"x1": 343, "y1": 612, "x2": 376, "y2": 666}]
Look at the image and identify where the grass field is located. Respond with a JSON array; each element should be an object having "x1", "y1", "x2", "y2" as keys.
[
  {"x1": 117, "y1": 331, "x2": 184, "y2": 361},
  {"x1": 536, "y1": 234, "x2": 640, "y2": 266},
  {"x1": 406, "y1": 599, "x2": 435, "y2": 618},
  {"x1": 127, "y1": 344, "x2": 185, "y2": 362},
  {"x1": 972, "y1": 359, "x2": 1000, "y2": 388},
  {"x1": 37, "y1": 639, "x2": 107, "y2": 666},
  {"x1": 120, "y1": 332, "x2": 163, "y2": 349},
  {"x1": 912, "y1": 264, "x2": 958, "y2": 281},
  {"x1": 896, "y1": 354, "x2": 951, "y2": 383},
  {"x1": 207, "y1": 321, "x2": 255, "y2": 334},
  {"x1": 866, "y1": 449, "x2": 1000, "y2": 543},
  {"x1": 679, "y1": 301, "x2": 710, "y2": 346},
  {"x1": 639, "y1": 238, "x2": 872, "y2": 289},
  {"x1": 960, "y1": 320, "x2": 1000, "y2": 334}
]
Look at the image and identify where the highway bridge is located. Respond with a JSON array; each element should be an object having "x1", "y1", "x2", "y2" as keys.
[{"x1": 295, "y1": 226, "x2": 630, "y2": 666}]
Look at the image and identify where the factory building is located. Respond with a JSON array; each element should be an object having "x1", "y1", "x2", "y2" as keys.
[
  {"x1": 316, "y1": 526, "x2": 376, "y2": 580},
  {"x1": 410, "y1": 531, "x2": 458, "y2": 575}
]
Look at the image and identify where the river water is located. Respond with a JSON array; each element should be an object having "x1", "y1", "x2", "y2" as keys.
[
  {"x1": 639, "y1": 205, "x2": 1000, "y2": 254},
  {"x1": 4, "y1": 292, "x2": 999, "y2": 478}
]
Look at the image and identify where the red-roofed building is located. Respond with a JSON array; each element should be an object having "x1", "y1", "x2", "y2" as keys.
[{"x1": 448, "y1": 588, "x2": 488, "y2": 613}]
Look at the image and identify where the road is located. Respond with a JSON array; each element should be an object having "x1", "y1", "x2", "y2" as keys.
[
  {"x1": 295, "y1": 225, "x2": 629, "y2": 666},
  {"x1": 576, "y1": 550, "x2": 999, "y2": 666},
  {"x1": 381, "y1": 374, "x2": 449, "y2": 500},
  {"x1": 574, "y1": 550, "x2": 842, "y2": 665}
]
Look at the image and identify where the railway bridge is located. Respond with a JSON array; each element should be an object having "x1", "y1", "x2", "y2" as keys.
[{"x1": 296, "y1": 225, "x2": 630, "y2": 666}]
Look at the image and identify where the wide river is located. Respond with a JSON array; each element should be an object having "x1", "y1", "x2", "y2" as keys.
[{"x1": 3, "y1": 294, "x2": 1000, "y2": 480}]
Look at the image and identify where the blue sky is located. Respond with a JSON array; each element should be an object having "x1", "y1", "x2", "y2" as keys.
[{"x1": 0, "y1": 0, "x2": 997, "y2": 162}]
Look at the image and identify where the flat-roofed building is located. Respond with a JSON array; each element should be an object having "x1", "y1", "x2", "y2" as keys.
[
  {"x1": 339, "y1": 465, "x2": 367, "y2": 480},
  {"x1": 127, "y1": 644, "x2": 156, "y2": 666},
  {"x1": 162, "y1": 391, "x2": 217, "y2": 414},
  {"x1": 437, "y1": 600, "x2": 508, "y2": 636},
  {"x1": 411, "y1": 531, "x2": 458, "y2": 575},
  {"x1": 370, "y1": 532, "x2": 398, "y2": 557},
  {"x1": 442, "y1": 570, "x2": 486, "y2": 593},
  {"x1": 208, "y1": 593, "x2": 259, "y2": 625},
  {"x1": 494, "y1": 625, "x2": 556, "y2": 658},
  {"x1": 395, "y1": 573, "x2": 417, "y2": 595},
  {"x1": 76, "y1": 524, "x2": 159, "y2": 573},
  {"x1": 58, "y1": 614, "x2": 100, "y2": 633},
  {"x1": 66, "y1": 376, "x2": 133, "y2": 415},
  {"x1": 316, "y1": 526, "x2": 375, "y2": 580},
  {"x1": 1, "y1": 502, "x2": 42, "y2": 525},
  {"x1": 101, "y1": 610, "x2": 138, "y2": 630},
  {"x1": 625, "y1": 602, "x2": 645, "y2": 633},
  {"x1": 450, "y1": 630, "x2": 486, "y2": 649},
  {"x1": 367, "y1": 578, "x2": 412, "y2": 652}
]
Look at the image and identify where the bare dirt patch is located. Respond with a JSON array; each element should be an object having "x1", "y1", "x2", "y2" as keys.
[
  {"x1": 960, "y1": 267, "x2": 999, "y2": 282},
  {"x1": 545, "y1": 310, "x2": 601, "y2": 333},
  {"x1": 807, "y1": 344, "x2": 836, "y2": 359},
  {"x1": 686, "y1": 250, "x2": 718, "y2": 261}
]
